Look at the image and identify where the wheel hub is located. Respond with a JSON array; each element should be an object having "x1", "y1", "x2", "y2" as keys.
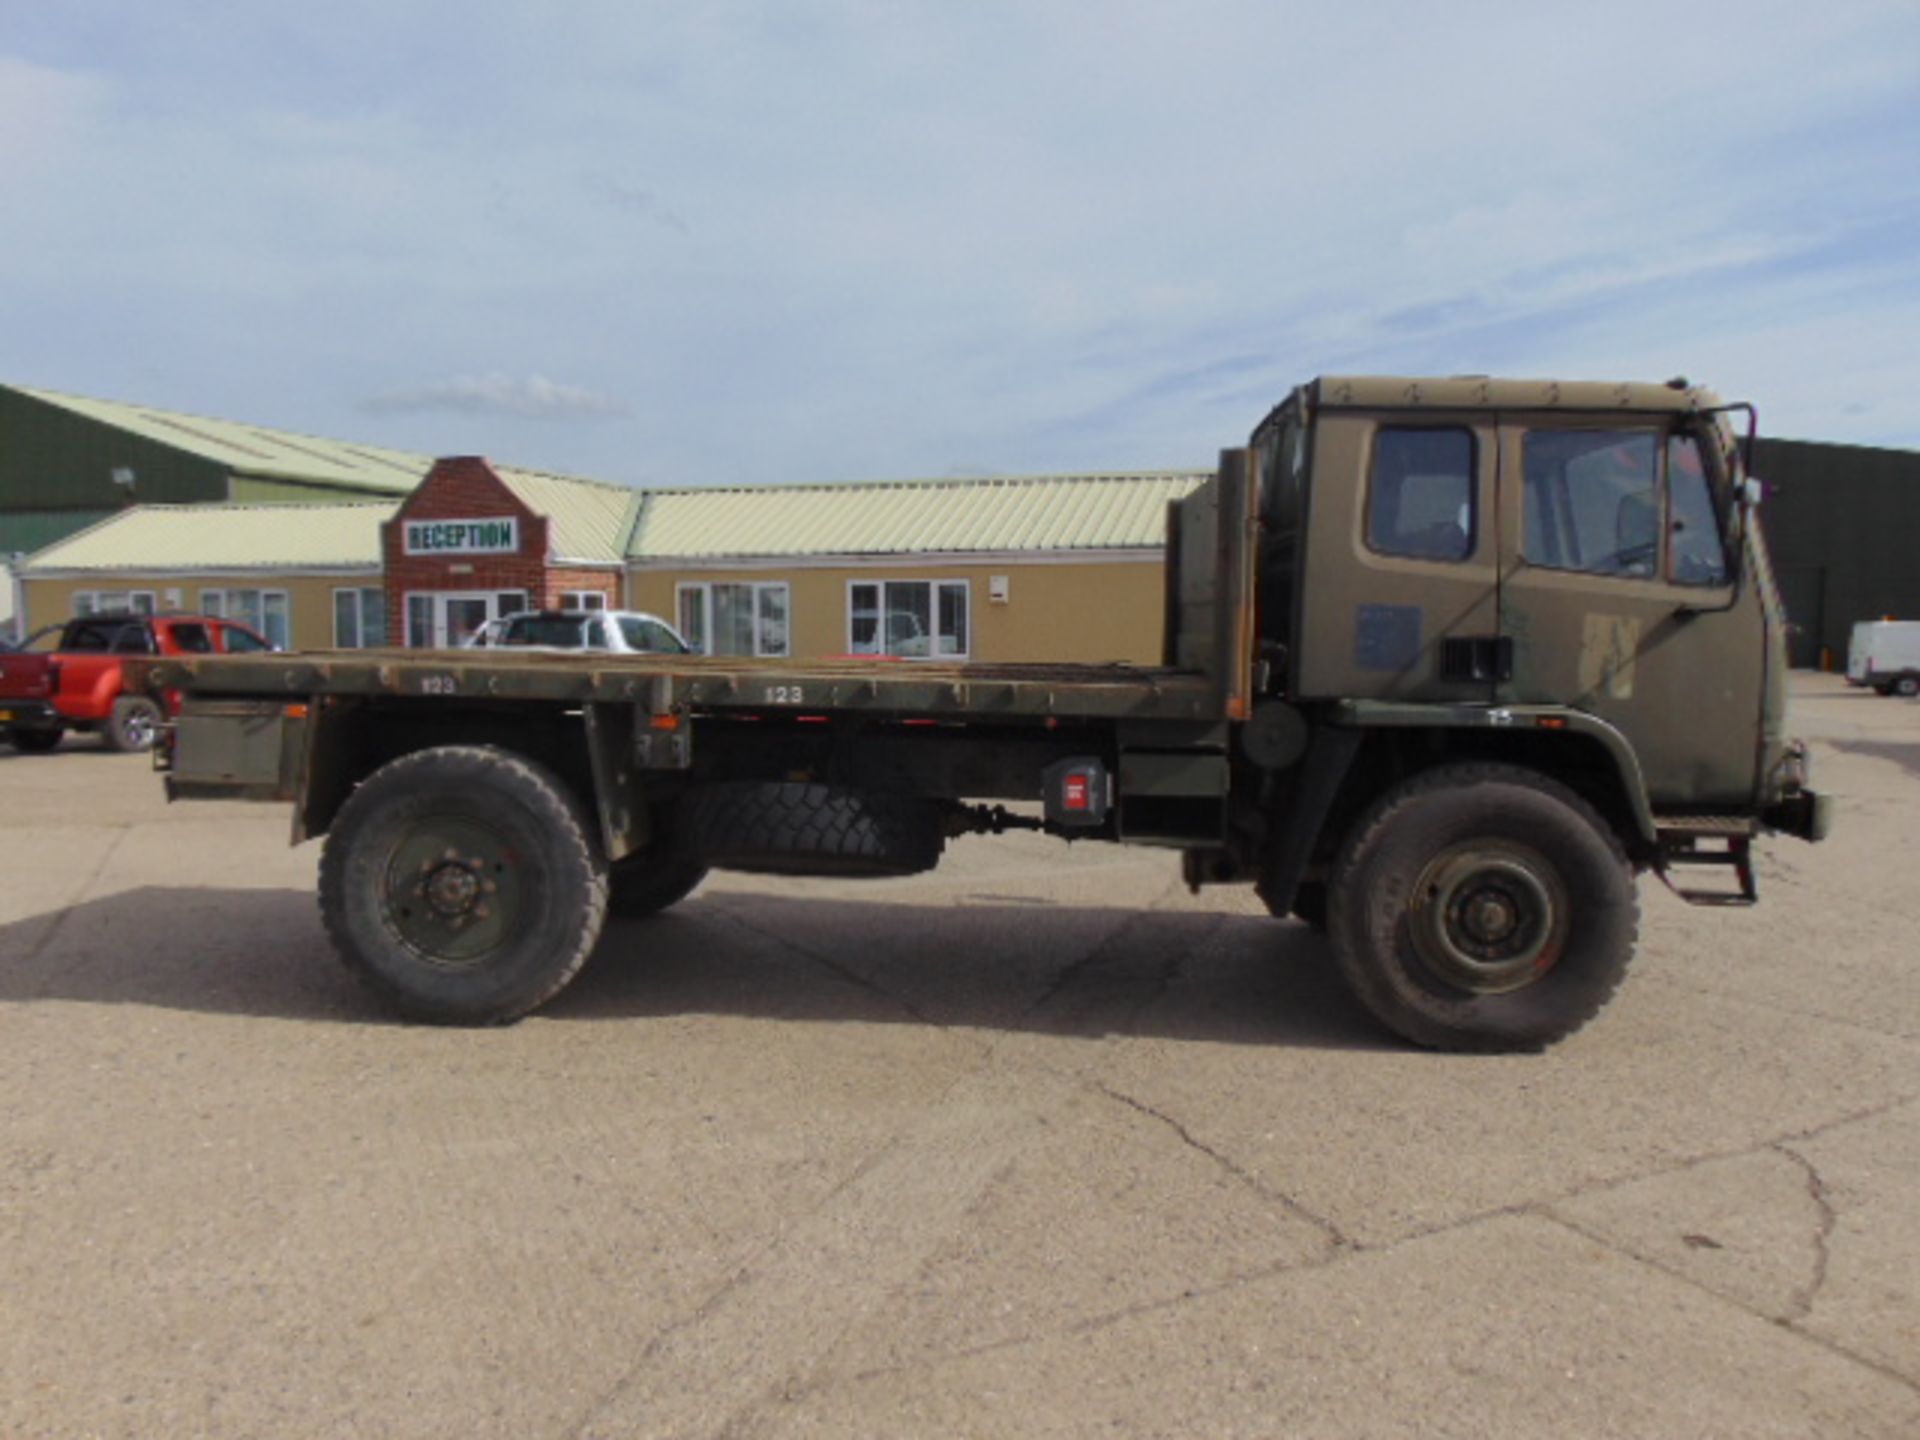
[
  {"x1": 423, "y1": 857, "x2": 486, "y2": 918},
  {"x1": 1408, "y1": 845, "x2": 1568, "y2": 995},
  {"x1": 383, "y1": 823, "x2": 518, "y2": 966}
]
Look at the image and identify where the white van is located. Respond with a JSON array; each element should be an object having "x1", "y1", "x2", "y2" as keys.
[{"x1": 1847, "y1": 620, "x2": 1920, "y2": 697}]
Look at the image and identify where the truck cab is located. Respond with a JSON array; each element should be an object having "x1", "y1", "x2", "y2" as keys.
[{"x1": 1250, "y1": 376, "x2": 1815, "y2": 834}]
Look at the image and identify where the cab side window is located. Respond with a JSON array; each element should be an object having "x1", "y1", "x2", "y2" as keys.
[
  {"x1": 1522, "y1": 430, "x2": 1659, "y2": 577},
  {"x1": 220, "y1": 625, "x2": 269, "y2": 653},
  {"x1": 1667, "y1": 435, "x2": 1729, "y2": 586},
  {"x1": 170, "y1": 624, "x2": 214, "y2": 654},
  {"x1": 64, "y1": 622, "x2": 114, "y2": 652},
  {"x1": 1367, "y1": 428, "x2": 1476, "y2": 562},
  {"x1": 111, "y1": 624, "x2": 158, "y2": 654}
]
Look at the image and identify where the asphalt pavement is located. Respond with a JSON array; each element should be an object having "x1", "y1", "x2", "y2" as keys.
[{"x1": 1, "y1": 673, "x2": 1915, "y2": 1438}]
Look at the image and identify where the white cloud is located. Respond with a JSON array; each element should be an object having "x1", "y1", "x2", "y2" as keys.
[{"x1": 363, "y1": 374, "x2": 627, "y2": 421}]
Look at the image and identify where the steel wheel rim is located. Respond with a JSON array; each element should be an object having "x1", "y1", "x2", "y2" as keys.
[
  {"x1": 1406, "y1": 842, "x2": 1567, "y2": 995},
  {"x1": 124, "y1": 707, "x2": 156, "y2": 748},
  {"x1": 380, "y1": 812, "x2": 525, "y2": 968}
]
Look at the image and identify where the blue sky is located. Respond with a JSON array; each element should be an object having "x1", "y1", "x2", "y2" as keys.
[{"x1": 2, "y1": 2, "x2": 1916, "y2": 488}]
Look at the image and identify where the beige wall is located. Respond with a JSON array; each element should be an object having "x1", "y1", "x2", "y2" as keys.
[
  {"x1": 21, "y1": 554, "x2": 1172, "y2": 662},
  {"x1": 629, "y1": 558, "x2": 1168, "y2": 664},
  {"x1": 21, "y1": 572, "x2": 383, "y2": 650}
]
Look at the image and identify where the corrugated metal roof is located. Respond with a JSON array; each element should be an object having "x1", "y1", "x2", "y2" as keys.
[
  {"x1": 22, "y1": 502, "x2": 394, "y2": 573},
  {"x1": 14, "y1": 385, "x2": 430, "y2": 494},
  {"x1": 627, "y1": 472, "x2": 1208, "y2": 561},
  {"x1": 0, "y1": 509, "x2": 120, "y2": 556},
  {"x1": 494, "y1": 467, "x2": 641, "y2": 564}
]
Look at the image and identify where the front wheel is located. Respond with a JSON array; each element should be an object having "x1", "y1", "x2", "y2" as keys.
[
  {"x1": 1327, "y1": 763, "x2": 1637, "y2": 1052},
  {"x1": 1895, "y1": 675, "x2": 1920, "y2": 699},
  {"x1": 318, "y1": 745, "x2": 608, "y2": 1023}
]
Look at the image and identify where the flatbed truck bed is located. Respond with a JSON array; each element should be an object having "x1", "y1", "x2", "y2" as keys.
[{"x1": 140, "y1": 649, "x2": 1227, "y2": 723}]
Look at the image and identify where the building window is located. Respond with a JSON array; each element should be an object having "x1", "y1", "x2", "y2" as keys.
[
  {"x1": 1366, "y1": 428, "x2": 1476, "y2": 562},
  {"x1": 848, "y1": 579, "x2": 968, "y2": 658},
  {"x1": 333, "y1": 587, "x2": 388, "y2": 648},
  {"x1": 406, "y1": 594, "x2": 434, "y2": 648},
  {"x1": 676, "y1": 582, "x2": 790, "y2": 657},
  {"x1": 73, "y1": 590, "x2": 156, "y2": 617},
  {"x1": 560, "y1": 590, "x2": 608, "y2": 611},
  {"x1": 200, "y1": 589, "x2": 292, "y2": 649}
]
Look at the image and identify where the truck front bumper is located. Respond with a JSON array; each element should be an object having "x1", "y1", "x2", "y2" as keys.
[{"x1": 1763, "y1": 789, "x2": 1833, "y2": 843}]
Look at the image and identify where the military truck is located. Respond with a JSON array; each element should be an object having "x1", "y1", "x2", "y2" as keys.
[{"x1": 138, "y1": 376, "x2": 1829, "y2": 1050}]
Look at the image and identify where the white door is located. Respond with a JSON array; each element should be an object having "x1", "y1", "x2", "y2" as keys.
[{"x1": 407, "y1": 591, "x2": 531, "y2": 648}]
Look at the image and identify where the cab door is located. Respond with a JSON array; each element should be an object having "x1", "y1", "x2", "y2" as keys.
[
  {"x1": 1295, "y1": 409, "x2": 1503, "y2": 702},
  {"x1": 1494, "y1": 418, "x2": 1763, "y2": 806}
]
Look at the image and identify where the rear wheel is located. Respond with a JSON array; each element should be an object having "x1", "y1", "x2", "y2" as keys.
[
  {"x1": 1327, "y1": 763, "x2": 1637, "y2": 1052},
  {"x1": 319, "y1": 745, "x2": 607, "y2": 1023},
  {"x1": 1895, "y1": 675, "x2": 1920, "y2": 698},
  {"x1": 9, "y1": 728, "x2": 64, "y2": 754},
  {"x1": 105, "y1": 696, "x2": 162, "y2": 752}
]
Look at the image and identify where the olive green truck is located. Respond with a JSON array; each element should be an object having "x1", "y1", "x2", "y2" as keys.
[{"x1": 140, "y1": 375, "x2": 1830, "y2": 1051}]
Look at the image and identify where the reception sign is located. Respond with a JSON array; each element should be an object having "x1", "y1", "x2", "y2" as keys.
[{"x1": 403, "y1": 517, "x2": 520, "y2": 555}]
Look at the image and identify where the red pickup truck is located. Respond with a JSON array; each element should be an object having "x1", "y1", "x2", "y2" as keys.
[{"x1": 0, "y1": 613, "x2": 273, "y2": 754}]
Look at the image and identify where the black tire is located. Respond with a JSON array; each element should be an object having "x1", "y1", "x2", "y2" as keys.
[
  {"x1": 1895, "y1": 675, "x2": 1920, "y2": 699},
  {"x1": 9, "y1": 727, "x2": 64, "y2": 754},
  {"x1": 105, "y1": 695, "x2": 162, "y2": 752},
  {"x1": 318, "y1": 745, "x2": 608, "y2": 1024},
  {"x1": 1327, "y1": 763, "x2": 1637, "y2": 1052},
  {"x1": 608, "y1": 853, "x2": 708, "y2": 918},
  {"x1": 677, "y1": 781, "x2": 944, "y2": 877}
]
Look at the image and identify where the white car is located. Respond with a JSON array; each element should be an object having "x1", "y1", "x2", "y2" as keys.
[{"x1": 465, "y1": 609, "x2": 692, "y2": 655}]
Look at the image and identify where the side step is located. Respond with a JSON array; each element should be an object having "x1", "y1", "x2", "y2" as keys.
[{"x1": 1655, "y1": 816, "x2": 1757, "y2": 907}]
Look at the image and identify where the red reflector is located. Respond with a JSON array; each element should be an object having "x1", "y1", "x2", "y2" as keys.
[{"x1": 1064, "y1": 775, "x2": 1090, "y2": 810}]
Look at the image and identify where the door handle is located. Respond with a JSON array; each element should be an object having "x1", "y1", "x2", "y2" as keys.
[{"x1": 1442, "y1": 635, "x2": 1513, "y2": 683}]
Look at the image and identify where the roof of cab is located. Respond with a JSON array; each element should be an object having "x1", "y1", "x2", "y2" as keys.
[{"x1": 1311, "y1": 375, "x2": 1725, "y2": 415}]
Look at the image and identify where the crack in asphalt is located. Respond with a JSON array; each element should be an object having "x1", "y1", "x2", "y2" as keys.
[
  {"x1": 1090, "y1": 1080, "x2": 1355, "y2": 1253},
  {"x1": 15, "y1": 822, "x2": 135, "y2": 989},
  {"x1": 1021, "y1": 878, "x2": 1185, "y2": 1021},
  {"x1": 818, "y1": 1094, "x2": 1920, "y2": 1406},
  {"x1": 1770, "y1": 1142, "x2": 1837, "y2": 1323},
  {"x1": 711, "y1": 904, "x2": 958, "y2": 1037},
  {"x1": 563, "y1": 887, "x2": 1203, "y2": 1440}
]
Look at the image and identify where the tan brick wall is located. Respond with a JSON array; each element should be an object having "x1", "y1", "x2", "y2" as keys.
[
  {"x1": 628, "y1": 558, "x2": 1166, "y2": 663},
  {"x1": 20, "y1": 572, "x2": 380, "y2": 649}
]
